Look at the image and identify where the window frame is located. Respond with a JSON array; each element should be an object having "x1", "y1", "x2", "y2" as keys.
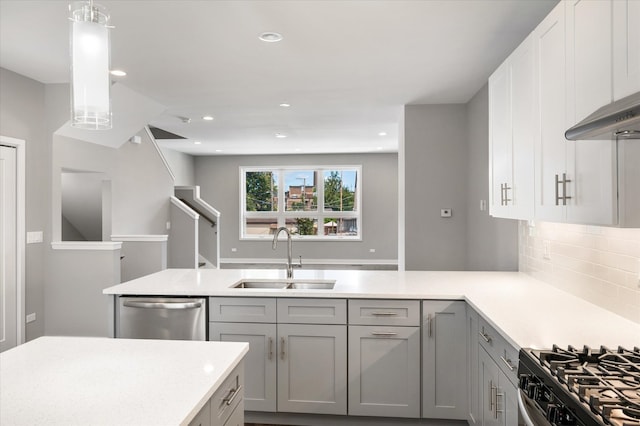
[{"x1": 240, "y1": 165, "x2": 362, "y2": 241}]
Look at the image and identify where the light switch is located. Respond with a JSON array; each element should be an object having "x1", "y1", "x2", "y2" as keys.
[{"x1": 26, "y1": 231, "x2": 43, "y2": 244}]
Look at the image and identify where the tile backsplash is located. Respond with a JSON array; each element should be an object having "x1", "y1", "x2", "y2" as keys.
[{"x1": 519, "y1": 221, "x2": 640, "y2": 324}]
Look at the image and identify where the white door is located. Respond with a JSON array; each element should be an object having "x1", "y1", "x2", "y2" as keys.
[{"x1": 0, "y1": 144, "x2": 17, "y2": 352}]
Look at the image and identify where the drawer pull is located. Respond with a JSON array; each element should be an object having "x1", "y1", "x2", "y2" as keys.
[
  {"x1": 222, "y1": 384, "x2": 243, "y2": 406},
  {"x1": 427, "y1": 314, "x2": 433, "y2": 338},
  {"x1": 479, "y1": 330, "x2": 492, "y2": 343},
  {"x1": 500, "y1": 355, "x2": 515, "y2": 371},
  {"x1": 371, "y1": 311, "x2": 399, "y2": 316},
  {"x1": 371, "y1": 331, "x2": 398, "y2": 337},
  {"x1": 268, "y1": 337, "x2": 273, "y2": 361},
  {"x1": 280, "y1": 337, "x2": 285, "y2": 360}
]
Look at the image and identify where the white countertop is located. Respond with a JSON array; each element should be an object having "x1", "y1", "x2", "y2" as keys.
[
  {"x1": 0, "y1": 336, "x2": 248, "y2": 426},
  {"x1": 104, "y1": 268, "x2": 640, "y2": 350}
]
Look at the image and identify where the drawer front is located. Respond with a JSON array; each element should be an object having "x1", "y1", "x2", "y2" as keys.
[
  {"x1": 478, "y1": 317, "x2": 519, "y2": 386},
  {"x1": 209, "y1": 297, "x2": 276, "y2": 323},
  {"x1": 277, "y1": 298, "x2": 347, "y2": 324},
  {"x1": 348, "y1": 299, "x2": 420, "y2": 326},
  {"x1": 211, "y1": 362, "x2": 244, "y2": 426}
]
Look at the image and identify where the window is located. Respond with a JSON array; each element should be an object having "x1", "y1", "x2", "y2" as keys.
[{"x1": 241, "y1": 166, "x2": 361, "y2": 240}]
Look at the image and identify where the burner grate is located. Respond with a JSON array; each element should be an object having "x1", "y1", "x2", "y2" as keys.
[{"x1": 529, "y1": 345, "x2": 640, "y2": 426}]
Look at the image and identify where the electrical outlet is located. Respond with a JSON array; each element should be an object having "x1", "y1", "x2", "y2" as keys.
[
  {"x1": 369, "y1": 248, "x2": 376, "y2": 253},
  {"x1": 231, "y1": 248, "x2": 237, "y2": 252},
  {"x1": 479, "y1": 200, "x2": 487, "y2": 211},
  {"x1": 166, "y1": 221, "x2": 171, "y2": 230},
  {"x1": 543, "y1": 240, "x2": 551, "y2": 260},
  {"x1": 26, "y1": 313, "x2": 36, "y2": 323}
]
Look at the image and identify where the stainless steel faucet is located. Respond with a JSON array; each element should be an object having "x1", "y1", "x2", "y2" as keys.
[{"x1": 272, "y1": 226, "x2": 298, "y2": 278}]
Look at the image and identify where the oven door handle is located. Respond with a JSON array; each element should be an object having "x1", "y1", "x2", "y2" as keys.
[{"x1": 518, "y1": 389, "x2": 551, "y2": 426}]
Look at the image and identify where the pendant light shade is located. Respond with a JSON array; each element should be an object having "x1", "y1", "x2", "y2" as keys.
[{"x1": 70, "y1": 1, "x2": 112, "y2": 130}]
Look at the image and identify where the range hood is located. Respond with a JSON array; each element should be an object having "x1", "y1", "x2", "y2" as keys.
[{"x1": 565, "y1": 91, "x2": 640, "y2": 140}]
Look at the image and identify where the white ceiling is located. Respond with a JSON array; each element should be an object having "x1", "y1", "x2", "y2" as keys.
[{"x1": 0, "y1": 0, "x2": 557, "y2": 155}]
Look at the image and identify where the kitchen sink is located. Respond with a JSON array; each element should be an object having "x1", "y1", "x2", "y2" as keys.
[
  {"x1": 231, "y1": 279, "x2": 335, "y2": 290},
  {"x1": 285, "y1": 282, "x2": 335, "y2": 290}
]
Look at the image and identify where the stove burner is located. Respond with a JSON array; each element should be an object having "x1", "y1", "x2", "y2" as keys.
[{"x1": 528, "y1": 345, "x2": 640, "y2": 426}]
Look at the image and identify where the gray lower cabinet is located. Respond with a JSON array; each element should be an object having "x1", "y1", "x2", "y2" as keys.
[
  {"x1": 277, "y1": 323, "x2": 347, "y2": 415},
  {"x1": 209, "y1": 297, "x2": 347, "y2": 416},
  {"x1": 422, "y1": 300, "x2": 467, "y2": 420},
  {"x1": 209, "y1": 322, "x2": 277, "y2": 412},
  {"x1": 208, "y1": 298, "x2": 276, "y2": 412},
  {"x1": 467, "y1": 306, "x2": 481, "y2": 425},
  {"x1": 477, "y1": 315, "x2": 519, "y2": 426},
  {"x1": 347, "y1": 299, "x2": 421, "y2": 418},
  {"x1": 347, "y1": 325, "x2": 420, "y2": 417},
  {"x1": 479, "y1": 347, "x2": 518, "y2": 426},
  {"x1": 189, "y1": 361, "x2": 244, "y2": 426}
]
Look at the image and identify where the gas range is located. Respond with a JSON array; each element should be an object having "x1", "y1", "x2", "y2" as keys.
[{"x1": 518, "y1": 345, "x2": 640, "y2": 426}]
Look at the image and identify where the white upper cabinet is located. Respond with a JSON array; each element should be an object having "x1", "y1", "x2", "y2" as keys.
[
  {"x1": 613, "y1": 0, "x2": 640, "y2": 100},
  {"x1": 532, "y1": 0, "x2": 622, "y2": 226},
  {"x1": 565, "y1": 0, "x2": 617, "y2": 225},
  {"x1": 566, "y1": 0, "x2": 613, "y2": 122},
  {"x1": 534, "y1": 2, "x2": 567, "y2": 223},
  {"x1": 491, "y1": 0, "x2": 637, "y2": 226},
  {"x1": 488, "y1": 34, "x2": 535, "y2": 220}
]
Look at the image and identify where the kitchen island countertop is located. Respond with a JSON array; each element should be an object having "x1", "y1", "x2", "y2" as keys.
[
  {"x1": 0, "y1": 336, "x2": 248, "y2": 426},
  {"x1": 104, "y1": 268, "x2": 640, "y2": 350}
]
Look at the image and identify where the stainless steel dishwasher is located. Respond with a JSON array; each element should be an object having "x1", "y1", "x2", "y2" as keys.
[{"x1": 116, "y1": 297, "x2": 207, "y2": 340}]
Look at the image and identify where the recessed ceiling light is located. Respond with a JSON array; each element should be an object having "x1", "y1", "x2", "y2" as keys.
[
  {"x1": 110, "y1": 69, "x2": 126, "y2": 77},
  {"x1": 275, "y1": 133, "x2": 287, "y2": 138},
  {"x1": 215, "y1": 149, "x2": 223, "y2": 152},
  {"x1": 194, "y1": 141, "x2": 202, "y2": 145},
  {"x1": 202, "y1": 115, "x2": 214, "y2": 121},
  {"x1": 279, "y1": 103, "x2": 291, "y2": 107},
  {"x1": 259, "y1": 32, "x2": 283, "y2": 43},
  {"x1": 294, "y1": 148, "x2": 301, "y2": 152},
  {"x1": 378, "y1": 132, "x2": 387, "y2": 136},
  {"x1": 376, "y1": 147, "x2": 384, "y2": 150}
]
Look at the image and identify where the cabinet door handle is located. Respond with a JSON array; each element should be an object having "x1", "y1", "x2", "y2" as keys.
[
  {"x1": 500, "y1": 183, "x2": 504, "y2": 206},
  {"x1": 554, "y1": 174, "x2": 561, "y2": 205},
  {"x1": 500, "y1": 355, "x2": 515, "y2": 371},
  {"x1": 562, "y1": 172, "x2": 572, "y2": 205},
  {"x1": 223, "y1": 384, "x2": 243, "y2": 406},
  {"x1": 371, "y1": 311, "x2": 398, "y2": 316},
  {"x1": 489, "y1": 380, "x2": 496, "y2": 412},
  {"x1": 504, "y1": 183, "x2": 512, "y2": 205},
  {"x1": 427, "y1": 314, "x2": 433, "y2": 338},
  {"x1": 479, "y1": 330, "x2": 492, "y2": 343},
  {"x1": 280, "y1": 337, "x2": 285, "y2": 360},
  {"x1": 371, "y1": 331, "x2": 398, "y2": 337},
  {"x1": 495, "y1": 389, "x2": 504, "y2": 419},
  {"x1": 268, "y1": 337, "x2": 273, "y2": 361}
]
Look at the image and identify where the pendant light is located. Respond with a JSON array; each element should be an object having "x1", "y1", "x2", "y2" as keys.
[{"x1": 69, "y1": 1, "x2": 112, "y2": 130}]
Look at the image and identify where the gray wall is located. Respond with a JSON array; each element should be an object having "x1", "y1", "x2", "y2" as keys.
[
  {"x1": 113, "y1": 130, "x2": 174, "y2": 235},
  {"x1": 160, "y1": 146, "x2": 196, "y2": 186},
  {"x1": 195, "y1": 153, "x2": 398, "y2": 263},
  {"x1": 404, "y1": 104, "x2": 469, "y2": 270},
  {"x1": 45, "y1": 248, "x2": 120, "y2": 337},
  {"x1": 465, "y1": 85, "x2": 518, "y2": 270},
  {"x1": 168, "y1": 201, "x2": 198, "y2": 268},
  {"x1": 118, "y1": 240, "x2": 167, "y2": 282},
  {"x1": 0, "y1": 68, "x2": 48, "y2": 340}
]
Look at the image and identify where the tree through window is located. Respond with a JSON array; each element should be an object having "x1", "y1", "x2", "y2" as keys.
[{"x1": 241, "y1": 166, "x2": 361, "y2": 240}]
